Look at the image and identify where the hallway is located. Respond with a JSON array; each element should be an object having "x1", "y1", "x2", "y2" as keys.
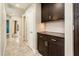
[{"x1": 3, "y1": 3, "x2": 40, "y2": 56}]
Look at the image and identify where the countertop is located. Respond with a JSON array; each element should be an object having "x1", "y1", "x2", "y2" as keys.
[{"x1": 38, "y1": 31, "x2": 64, "y2": 38}]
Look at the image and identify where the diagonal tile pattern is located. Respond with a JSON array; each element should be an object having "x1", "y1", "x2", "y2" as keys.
[{"x1": 4, "y1": 38, "x2": 34, "y2": 56}]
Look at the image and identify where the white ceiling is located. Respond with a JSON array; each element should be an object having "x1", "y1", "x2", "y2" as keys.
[{"x1": 5, "y1": 3, "x2": 32, "y2": 17}]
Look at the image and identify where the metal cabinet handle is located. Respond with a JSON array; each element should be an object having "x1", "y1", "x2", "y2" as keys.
[
  {"x1": 40, "y1": 36, "x2": 43, "y2": 38},
  {"x1": 45, "y1": 41, "x2": 48, "y2": 46},
  {"x1": 51, "y1": 39, "x2": 56, "y2": 42}
]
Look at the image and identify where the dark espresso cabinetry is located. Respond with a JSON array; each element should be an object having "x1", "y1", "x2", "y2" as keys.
[
  {"x1": 37, "y1": 33, "x2": 64, "y2": 56},
  {"x1": 41, "y1": 3, "x2": 64, "y2": 22},
  {"x1": 48, "y1": 37, "x2": 64, "y2": 56},
  {"x1": 38, "y1": 34, "x2": 48, "y2": 56},
  {"x1": 74, "y1": 3, "x2": 79, "y2": 56}
]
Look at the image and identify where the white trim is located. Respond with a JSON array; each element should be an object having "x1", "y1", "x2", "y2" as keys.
[
  {"x1": 65, "y1": 3, "x2": 73, "y2": 56},
  {"x1": 2, "y1": 4, "x2": 7, "y2": 56}
]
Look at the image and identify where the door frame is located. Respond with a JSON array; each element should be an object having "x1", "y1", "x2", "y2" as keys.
[{"x1": 22, "y1": 16, "x2": 27, "y2": 42}]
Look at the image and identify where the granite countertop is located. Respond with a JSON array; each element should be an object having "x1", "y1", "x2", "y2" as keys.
[{"x1": 38, "y1": 31, "x2": 64, "y2": 38}]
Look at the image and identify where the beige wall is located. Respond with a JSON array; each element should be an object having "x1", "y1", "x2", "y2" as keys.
[
  {"x1": 45, "y1": 20, "x2": 64, "y2": 33},
  {"x1": 36, "y1": 4, "x2": 45, "y2": 32},
  {"x1": 23, "y1": 4, "x2": 37, "y2": 53},
  {"x1": 0, "y1": 4, "x2": 6, "y2": 56},
  {"x1": 0, "y1": 3, "x2": 2, "y2": 56},
  {"x1": 23, "y1": 4, "x2": 41, "y2": 53}
]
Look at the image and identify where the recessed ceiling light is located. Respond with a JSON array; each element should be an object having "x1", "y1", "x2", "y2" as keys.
[{"x1": 15, "y1": 4, "x2": 20, "y2": 7}]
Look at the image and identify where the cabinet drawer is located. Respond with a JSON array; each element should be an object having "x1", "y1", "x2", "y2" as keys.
[
  {"x1": 38, "y1": 33, "x2": 64, "y2": 45},
  {"x1": 50, "y1": 39, "x2": 64, "y2": 46},
  {"x1": 38, "y1": 33, "x2": 49, "y2": 40}
]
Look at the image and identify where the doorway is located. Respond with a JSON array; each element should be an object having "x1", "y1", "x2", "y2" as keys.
[{"x1": 22, "y1": 16, "x2": 27, "y2": 42}]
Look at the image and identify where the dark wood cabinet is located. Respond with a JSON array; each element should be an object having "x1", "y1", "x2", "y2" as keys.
[
  {"x1": 38, "y1": 34, "x2": 48, "y2": 56},
  {"x1": 37, "y1": 33, "x2": 64, "y2": 56},
  {"x1": 49, "y1": 38, "x2": 64, "y2": 56},
  {"x1": 41, "y1": 4, "x2": 49, "y2": 22},
  {"x1": 41, "y1": 3, "x2": 64, "y2": 22},
  {"x1": 74, "y1": 3, "x2": 79, "y2": 56}
]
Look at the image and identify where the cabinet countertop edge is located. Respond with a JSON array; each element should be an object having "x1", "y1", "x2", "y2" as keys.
[{"x1": 37, "y1": 31, "x2": 64, "y2": 38}]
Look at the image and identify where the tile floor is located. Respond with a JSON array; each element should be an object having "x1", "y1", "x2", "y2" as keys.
[{"x1": 4, "y1": 38, "x2": 41, "y2": 56}]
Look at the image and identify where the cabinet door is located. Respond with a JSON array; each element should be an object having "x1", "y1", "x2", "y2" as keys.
[
  {"x1": 41, "y1": 3, "x2": 49, "y2": 22},
  {"x1": 74, "y1": 3, "x2": 79, "y2": 56},
  {"x1": 49, "y1": 39, "x2": 64, "y2": 56},
  {"x1": 49, "y1": 3, "x2": 64, "y2": 20},
  {"x1": 38, "y1": 35, "x2": 48, "y2": 56}
]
